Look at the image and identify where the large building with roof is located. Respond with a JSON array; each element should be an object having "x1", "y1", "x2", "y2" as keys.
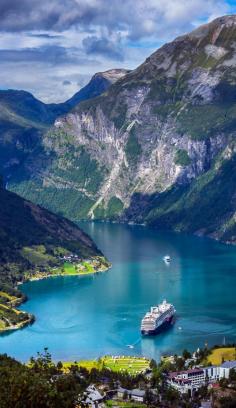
[
  {"x1": 167, "y1": 368, "x2": 205, "y2": 394},
  {"x1": 167, "y1": 361, "x2": 236, "y2": 395},
  {"x1": 204, "y1": 360, "x2": 236, "y2": 381}
]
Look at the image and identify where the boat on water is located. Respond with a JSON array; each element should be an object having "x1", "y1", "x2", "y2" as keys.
[
  {"x1": 141, "y1": 300, "x2": 176, "y2": 336},
  {"x1": 163, "y1": 255, "x2": 171, "y2": 263}
]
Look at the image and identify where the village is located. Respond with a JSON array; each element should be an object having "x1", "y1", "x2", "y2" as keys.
[{"x1": 56, "y1": 345, "x2": 236, "y2": 408}]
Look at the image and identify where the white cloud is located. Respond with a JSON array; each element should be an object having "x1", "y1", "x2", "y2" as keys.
[{"x1": 0, "y1": 0, "x2": 234, "y2": 101}]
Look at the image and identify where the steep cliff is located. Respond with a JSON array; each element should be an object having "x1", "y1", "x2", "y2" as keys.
[
  {"x1": 0, "y1": 69, "x2": 128, "y2": 186},
  {"x1": 8, "y1": 15, "x2": 236, "y2": 243}
]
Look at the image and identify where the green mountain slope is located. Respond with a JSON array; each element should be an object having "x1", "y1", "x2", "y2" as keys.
[
  {"x1": 130, "y1": 153, "x2": 236, "y2": 243},
  {"x1": 0, "y1": 186, "x2": 105, "y2": 285},
  {"x1": 6, "y1": 15, "x2": 236, "y2": 243},
  {"x1": 0, "y1": 185, "x2": 109, "y2": 330}
]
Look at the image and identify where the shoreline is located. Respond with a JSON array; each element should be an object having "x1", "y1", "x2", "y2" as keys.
[
  {"x1": 0, "y1": 315, "x2": 35, "y2": 333},
  {"x1": 79, "y1": 219, "x2": 236, "y2": 247},
  {"x1": 26, "y1": 264, "x2": 111, "y2": 283},
  {"x1": 1, "y1": 256, "x2": 111, "y2": 334},
  {"x1": 18, "y1": 255, "x2": 112, "y2": 284}
]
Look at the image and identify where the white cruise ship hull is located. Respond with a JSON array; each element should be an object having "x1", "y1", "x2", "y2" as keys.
[{"x1": 141, "y1": 313, "x2": 175, "y2": 336}]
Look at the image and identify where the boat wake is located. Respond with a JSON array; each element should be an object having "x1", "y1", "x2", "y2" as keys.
[{"x1": 126, "y1": 337, "x2": 141, "y2": 349}]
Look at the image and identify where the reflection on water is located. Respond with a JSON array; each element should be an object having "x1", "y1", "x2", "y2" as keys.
[{"x1": 0, "y1": 222, "x2": 236, "y2": 362}]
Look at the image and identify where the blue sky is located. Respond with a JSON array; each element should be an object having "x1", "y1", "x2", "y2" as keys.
[{"x1": 0, "y1": 0, "x2": 235, "y2": 102}]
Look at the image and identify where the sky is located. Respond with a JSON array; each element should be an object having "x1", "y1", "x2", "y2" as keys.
[{"x1": 0, "y1": 0, "x2": 236, "y2": 103}]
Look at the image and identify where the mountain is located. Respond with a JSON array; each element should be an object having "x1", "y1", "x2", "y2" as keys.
[
  {"x1": 63, "y1": 69, "x2": 130, "y2": 109},
  {"x1": 7, "y1": 15, "x2": 236, "y2": 244},
  {"x1": 0, "y1": 184, "x2": 109, "y2": 330},
  {"x1": 0, "y1": 69, "x2": 128, "y2": 185},
  {"x1": 0, "y1": 185, "x2": 106, "y2": 286}
]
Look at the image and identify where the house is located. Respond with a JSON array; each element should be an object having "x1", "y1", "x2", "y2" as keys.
[
  {"x1": 117, "y1": 387, "x2": 145, "y2": 403},
  {"x1": 203, "y1": 361, "x2": 236, "y2": 381},
  {"x1": 219, "y1": 360, "x2": 236, "y2": 379},
  {"x1": 83, "y1": 385, "x2": 104, "y2": 407},
  {"x1": 130, "y1": 389, "x2": 145, "y2": 402},
  {"x1": 117, "y1": 387, "x2": 128, "y2": 399}
]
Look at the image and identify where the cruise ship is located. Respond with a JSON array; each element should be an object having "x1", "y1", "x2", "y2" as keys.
[{"x1": 141, "y1": 300, "x2": 176, "y2": 335}]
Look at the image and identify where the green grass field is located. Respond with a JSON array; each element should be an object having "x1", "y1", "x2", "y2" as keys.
[
  {"x1": 104, "y1": 356, "x2": 150, "y2": 375},
  {"x1": 50, "y1": 261, "x2": 96, "y2": 277},
  {"x1": 26, "y1": 256, "x2": 109, "y2": 282},
  {"x1": 63, "y1": 359, "x2": 98, "y2": 371},
  {"x1": 207, "y1": 348, "x2": 236, "y2": 365},
  {"x1": 55, "y1": 261, "x2": 96, "y2": 276},
  {"x1": 63, "y1": 356, "x2": 150, "y2": 375},
  {"x1": 62, "y1": 263, "x2": 77, "y2": 274}
]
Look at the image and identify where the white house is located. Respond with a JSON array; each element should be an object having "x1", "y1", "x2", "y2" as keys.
[
  {"x1": 203, "y1": 361, "x2": 236, "y2": 381},
  {"x1": 219, "y1": 360, "x2": 236, "y2": 379},
  {"x1": 83, "y1": 385, "x2": 104, "y2": 407}
]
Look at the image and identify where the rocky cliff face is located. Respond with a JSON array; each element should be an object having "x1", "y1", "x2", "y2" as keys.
[
  {"x1": 8, "y1": 15, "x2": 236, "y2": 243},
  {"x1": 0, "y1": 69, "x2": 128, "y2": 186}
]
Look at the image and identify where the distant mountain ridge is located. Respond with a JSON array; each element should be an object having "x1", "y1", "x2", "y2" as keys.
[
  {"x1": 63, "y1": 69, "x2": 130, "y2": 109},
  {"x1": 5, "y1": 15, "x2": 236, "y2": 244},
  {"x1": 0, "y1": 69, "x2": 129, "y2": 184}
]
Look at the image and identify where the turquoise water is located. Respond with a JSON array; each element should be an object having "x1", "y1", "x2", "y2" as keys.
[{"x1": 1, "y1": 222, "x2": 236, "y2": 362}]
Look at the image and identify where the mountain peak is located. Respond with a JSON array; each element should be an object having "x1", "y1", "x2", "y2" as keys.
[
  {"x1": 175, "y1": 14, "x2": 236, "y2": 45},
  {"x1": 134, "y1": 13, "x2": 236, "y2": 83},
  {"x1": 93, "y1": 69, "x2": 131, "y2": 83},
  {"x1": 7, "y1": 14, "x2": 236, "y2": 245},
  {"x1": 64, "y1": 68, "x2": 130, "y2": 108}
]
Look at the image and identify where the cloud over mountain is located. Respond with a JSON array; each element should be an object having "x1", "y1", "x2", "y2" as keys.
[{"x1": 0, "y1": 0, "x2": 235, "y2": 102}]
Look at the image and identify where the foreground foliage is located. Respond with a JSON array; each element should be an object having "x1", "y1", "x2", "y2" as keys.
[
  {"x1": 1, "y1": 345, "x2": 236, "y2": 408},
  {"x1": 0, "y1": 350, "x2": 149, "y2": 408},
  {"x1": 0, "y1": 350, "x2": 81, "y2": 408}
]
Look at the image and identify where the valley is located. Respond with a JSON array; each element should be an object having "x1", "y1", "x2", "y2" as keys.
[
  {"x1": 2, "y1": 3, "x2": 236, "y2": 407},
  {"x1": 3, "y1": 16, "x2": 236, "y2": 245}
]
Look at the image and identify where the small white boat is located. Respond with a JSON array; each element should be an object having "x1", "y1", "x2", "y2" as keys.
[
  {"x1": 163, "y1": 255, "x2": 171, "y2": 263},
  {"x1": 127, "y1": 345, "x2": 134, "y2": 349}
]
